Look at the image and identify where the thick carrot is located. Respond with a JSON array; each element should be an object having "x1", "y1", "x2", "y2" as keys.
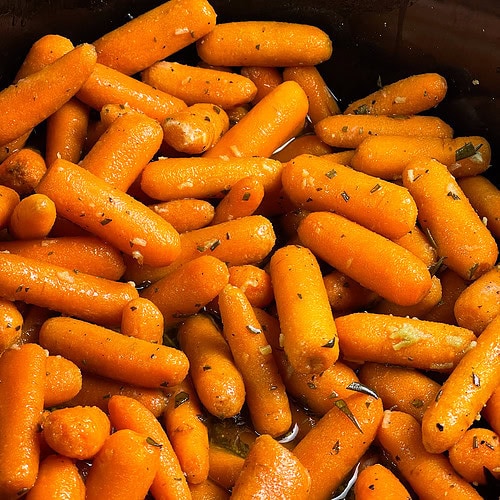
[
  {"x1": 228, "y1": 264, "x2": 274, "y2": 308},
  {"x1": 402, "y1": 157, "x2": 498, "y2": 280},
  {"x1": 0, "y1": 185, "x2": 20, "y2": 229},
  {"x1": 421, "y1": 314, "x2": 500, "y2": 453},
  {"x1": 8, "y1": 193, "x2": 56, "y2": 240},
  {"x1": 293, "y1": 392, "x2": 384, "y2": 500},
  {"x1": 335, "y1": 312, "x2": 477, "y2": 371},
  {"x1": 377, "y1": 410, "x2": 482, "y2": 499},
  {"x1": 121, "y1": 297, "x2": 164, "y2": 344},
  {"x1": 271, "y1": 133, "x2": 333, "y2": 162},
  {"x1": 208, "y1": 445, "x2": 245, "y2": 491},
  {"x1": 0, "y1": 147, "x2": 47, "y2": 195},
  {"x1": 35, "y1": 158, "x2": 181, "y2": 267},
  {"x1": 108, "y1": 394, "x2": 191, "y2": 500},
  {"x1": 391, "y1": 224, "x2": 438, "y2": 268},
  {"x1": 39, "y1": 316, "x2": 189, "y2": 389},
  {"x1": 353, "y1": 463, "x2": 412, "y2": 500},
  {"x1": 0, "y1": 298, "x2": 23, "y2": 353},
  {"x1": 297, "y1": 211, "x2": 433, "y2": 306},
  {"x1": 197, "y1": 21, "x2": 332, "y2": 67},
  {"x1": 149, "y1": 198, "x2": 215, "y2": 232},
  {"x1": 483, "y1": 387, "x2": 500, "y2": 435},
  {"x1": 240, "y1": 66, "x2": 283, "y2": 104},
  {"x1": 282, "y1": 153, "x2": 418, "y2": 239},
  {"x1": 177, "y1": 313, "x2": 246, "y2": 419},
  {"x1": 44, "y1": 354, "x2": 82, "y2": 408},
  {"x1": 269, "y1": 244, "x2": 339, "y2": 374},
  {"x1": 0, "y1": 343, "x2": 46, "y2": 499},
  {"x1": 142, "y1": 61, "x2": 257, "y2": 108},
  {"x1": 93, "y1": 0, "x2": 216, "y2": 75}
]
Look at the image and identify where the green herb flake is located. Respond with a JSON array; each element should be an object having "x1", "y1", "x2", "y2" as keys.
[
  {"x1": 210, "y1": 239, "x2": 221, "y2": 251},
  {"x1": 447, "y1": 191, "x2": 460, "y2": 200},
  {"x1": 100, "y1": 218, "x2": 112, "y2": 226},
  {"x1": 203, "y1": 365, "x2": 212, "y2": 371},
  {"x1": 242, "y1": 192, "x2": 251, "y2": 201},
  {"x1": 146, "y1": 436, "x2": 163, "y2": 447},
  {"x1": 334, "y1": 399, "x2": 363, "y2": 433},
  {"x1": 322, "y1": 338, "x2": 336, "y2": 348},
  {"x1": 331, "y1": 440, "x2": 340, "y2": 454},
  {"x1": 468, "y1": 263, "x2": 479, "y2": 280},
  {"x1": 307, "y1": 382, "x2": 317, "y2": 390},
  {"x1": 370, "y1": 183, "x2": 382, "y2": 193},
  {"x1": 175, "y1": 391, "x2": 190, "y2": 408},
  {"x1": 455, "y1": 142, "x2": 477, "y2": 161},
  {"x1": 354, "y1": 104, "x2": 369, "y2": 115},
  {"x1": 341, "y1": 126, "x2": 349, "y2": 133},
  {"x1": 428, "y1": 255, "x2": 446, "y2": 276},
  {"x1": 411, "y1": 398, "x2": 424, "y2": 408},
  {"x1": 435, "y1": 389, "x2": 443, "y2": 402},
  {"x1": 341, "y1": 191, "x2": 350, "y2": 202},
  {"x1": 325, "y1": 168, "x2": 337, "y2": 179},
  {"x1": 472, "y1": 435, "x2": 478, "y2": 449},
  {"x1": 346, "y1": 381, "x2": 378, "y2": 399}
]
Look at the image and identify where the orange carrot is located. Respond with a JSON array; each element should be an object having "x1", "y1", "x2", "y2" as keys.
[
  {"x1": 353, "y1": 463, "x2": 412, "y2": 500},
  {"x1": 44, "y1": 354, "x2": 82, "y2": 408},
  {"x1": 149, "y1": 198, "x2": 215, "y2": 232},
  {"x1": 0, "y1": 185, "x2": 20, "y2": 229},
  {"x1": 483, "y1": 387, "x2": 500, "y2": 435},
  {"x1": 0, "y1": 147, "x2": 47, "y2": 195},
  {"x1": 19, "y1": 305, "x2": 53, "y2": 345},
  {"x1": 0, "y1": 298, "x2": 23, "y2": 353},
  {"x1": 121, "y1": 297, "x2": 164, "y2": 344},
  {"x1": 228, "y1": 264, "x2": 274, "y2": 308},
  {"x1": 240, "y1": 66, "x2": 283, "y2": 104},
  {"x1": 391, "y1": 224, "x2": 438, "y2": 268},
  {"x1": 208, "y1": 445, "x2": 245, "y2": 491},
  {"x1": 271, "y1": 133, "x2": 333, "y2": 162},
  {"x1": 8, "y1": 193, "x2": 56, "y2": 240},
  {"x1": 322, "y1": 149, "x2": 356, "y2": 166},
  {"x1": 189, "y1": 478, "x2": 230, "y2": 500},
  {"x1": 0, "y1": 133, "x2": 30, "y2": 164},
  {"x1": 226, "y1": 104, "x2": 249, "y2": 126}
]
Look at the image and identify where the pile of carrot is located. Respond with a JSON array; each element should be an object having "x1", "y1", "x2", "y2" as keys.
[{"x1": 0, "y1": 0, "x2": 499, "y2": 498}]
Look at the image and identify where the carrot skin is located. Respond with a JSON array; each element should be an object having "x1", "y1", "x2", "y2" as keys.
[
  {"x1": 353, "y1": 463, "x2": 412, "y2": 500},
  {"x1": 44, "y1": 355, "x2": 83, "y2": 408}
]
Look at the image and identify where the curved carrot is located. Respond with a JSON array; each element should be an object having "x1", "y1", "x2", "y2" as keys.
[
  {"x1": 121, "y1": 297, "x2": 164, "y2": 344},
  {"x1": 0, "y1": 147, "x2": 47, "y2": 195},
  {"x1": 149, "y1": 198, "x2": 215, "y2": 232},
  {"x1": 271, "y1": 133, "x2": 333, "y2": 162},
  {"x1": 353, "y1": 463, "x2": 412, "y2": 500},
  {"x1": 0, "y1": 298, "x2": 23, "y2": 354},
  {"x1": 44, "y1": 355, "x2": 82, "y2": 408},
  {"x1": 391, "y1": 225, "x2": 438, "y2": 268},
  {"x1": 228, "y1": 264, "x2": 274, "y2": 308},
  {"x1": 8, "y1": 193, "x2": 56, "y2": 240},
  {"x1": 240, "y1": 66, "x2": 283, "y2": 104}
]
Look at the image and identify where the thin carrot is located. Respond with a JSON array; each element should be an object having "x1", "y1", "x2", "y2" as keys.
[
  {"x1": 44, "y1": 354, "x2": 82, "y2": 408},
  {"x1": 353, "y1": 463, "x2": 412, "y2": 500},
  {"x1": 121, "y1": 297, "x2": 164, "y2": 344},
  {"x1": 271, "y1": 133, "x2": 333, "y2": 163},
  {"x1": 240, "y1": 66, "x2": 283, "y2": 104},
  {"x1": 8, "y1": 193, "x2": 56, "y2": 240},
  {"x1": 228, "y1": 264, "x2": 274, "y2": 308},
  {"x1": 0, "y1": 298, "x2": 23, "y2": 354},
  {"x1": 391, "y1": 224, "x2": 438, "y2": 268},
  {"x1": 208, "y1": 445, "x2": 245, "y2": 491},
  {"x1": 483, "y1": 387, "x2": 500, "y2": 435},
  {"x1": 0, "y1": 185, "x2": 20, "y2": 229},
  {"x1": 39, "y1": 316, "x2": 189, "y2": 389},
  {"x1": 0, "y1": 147, "x2": 47, "y2": 195},
  {"x1": 149, "y1": 199, "x2": 215, "y2": 233}
]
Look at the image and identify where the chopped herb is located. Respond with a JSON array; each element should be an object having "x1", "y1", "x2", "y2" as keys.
[
  {"x1": 341, "y1": 191, "x2": 350, "y2": 202},
  {"x1": 376, "y1": 75, "x2": 382, "y2": 88},
  {"x1": 424, "y1": 227, "x2": 438, "y2": 249},
  {"x1": 471, "y1": 372, "x2": 481, "y2": 387},
  {"x1": 447, "y1": 191, "x2": 460, "y2": 200},
  {"x1": 411, "y1": 399, "x2": 424, "y2": 408},
  {"x1": 102, "y1": 393, "x2": 111, "y2": 399},
  {"x1": 334, "y1": 399, "x2": 363, "y2": 433},
  {"x1": 255, "y1": 44, "x2": 260, "y2": 50},
  {"x1": 146, "y1": 436, "x2": 162, "y2": 447},
  {"x1": 307, "y1": 382, "x2": 317, "y2": 390},
  {"x1": 428, "y1": 255, "x2": 446, "y2": 276},
  {"x1": 242, "y1": 192, "x2": 251, "y2": 201},
  {"x1": 346, "y1": 382, "x2": 378, "y2": 399},
  {"x1": 331, "y1": 440, "x2": 340, "y2": 454},
  {"x1": 322, "y1": 338, "x2": 336, "y2": 348},
  {"x1": 210, "y1": 239, "x2": 221, "y2": 251},
  {"x1": 246, "y1": 324, "x2": 262, "y2": 334},
  {"x1": 130, "y1": 306, "x2": 138, "y2": 311},
  {"x1": 202, "y1": 365, "x2": 212, "y2": 371},
  {"x1": 100, "y1": 218, "x2": 112, "y2": 226},
  {"x1": 341, "y1": 126, "x2": 348, "y2": 132},
  {"x1": 297, "y1": 293, "x2": 302, "y2": 299},
  {"x1": 370, "y1": 183, "x2": 382, "y2": 193},
  {"x1": 435, "y1": 389, "x2": 443, "y2": 402},
  {"x1": 468, "y1": 263, "x2": 479, "y2": 280},
  {"x1": 484, "y1": 441, "x2": 495, "y2": 450},
  {"x1": 436, "y1": 422, "x2": 444, "y2": 432},
  {"x1": 354, "y1": 104, "x2": 369, "y2": 115},
  {"x1": 455, "y1": 142, "x2": 477, "y2": 161},
  {"x1": 175, "y1": 391, "x2": 190, "y2": 408},
  {"x1": 196, "y1": 245, "x2": 206, "y2": 252},
  {"x1": 472, "y1": 435, "x2": 478, "y2": 448},
  {"x1": 325, "y1": 168, "x2": 337, "y2": 179},
  {"x1": 329, "y1": 390, "x2": 339, "y2": 399}
]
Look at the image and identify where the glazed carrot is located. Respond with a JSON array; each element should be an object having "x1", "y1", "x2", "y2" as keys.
[
  {"x1": 177, "y1": 313, "x2": 246, "y2": 419},
  {"x1": 345, "y1": 72, "x2": 448, "y2": 115},
  {"x1": 108, "y1": 394, "x2": 191, "y2": 500},
  {"x1": 353, "y1": 463, "x2": 412, "y2": 500},
  {"x1": 19, "y1": 305, "x2": 53, "y2": 345},
  {"x1": 228, "y1": 264, "x2": 274, "y2": 308},
  {"x1": 0, "y1": 147, "x2": 47, "y2": 195},
  {"x1": 203, "y1": 81, "x2": 308, "y2": 158},
  {"x1": 282, "y1": 154, "x2": 418, "y2": 239},
  {"x1": 0, "y1": 299, "x2": 23, "y2": 353},
  {"x1": 94, "y1": 0, "x2": 217, "y2": 75},
  {"x1": 83, "y1": 118, "x2": 107, "y2": 154},
  {"x1": 0, "y1": 43, "x2": 96, "y2": 147},
  {"x1": 35, "y1": 158, "x2": 181, "y2": 267},
  {"x1": 271, "y1": 133, "x2": 333, "y2": 162},
  {"x1": 79, "y1": 112, "x2": 163, "y2": 192},
  {"x1": 0, "y1": 185, "x2": 20, "y2": 229},
  {"x1": 322, "y1": 149, "x2": 356, "y2": 166},
  {"x1": 162, "y1": 103, "x2": 229, "y2": 154},
  {"x1": 402, "y1": 157, "x2": 498, "y2": 280},
  {"x1": 293, "y1": 392, "x2": 384, "y2": 500},
  {"x1": 240, "y1": 66, "x2": 283, "y2": 104},
  {"x1": 149, "y1": 198, "x2": 215, "y2": 232},
  {"x1": 377, "y1": 410, "x2": 482, "y2": 499},
  {"x1": 208, "y1": 445, "x2": 245, "y2": 491},
  {"x1": 458, "y1": 174, "x2": 500, "y2": 239},
  {"x1": 483, "y1": 387, "x2": 500, "y2": 435},
  {"x1": 297, "y1": 211, "x2": 432, "y2": 306},
  {"x1": 391, "y1": 225, "x2": 438, "y2": 268},
  {"x1": 335, "y1": 312, "x2": 476, "y2": 371},
  {"x1": 358, "y1": 362, "x2": 441, "y2": 421},
  {"x1": 269, "y1": 244, "x2": 339, "y2": 374},
  {"x1": 218, "y1": 284, "x2": 292, "y2": 437},
  {"x1": 141, "y1": 156, "x2": 282, "y2": 201},
  {"x1": 141, "y1": 255, "x2": 229, "y2": 327},
  {"x1": 8, "y1": 193, "x2": 56, "y2": 240},
  {"x1": 99, "y1": 102, "x2": 142, "y2": 126},
  {"x1": 197, "y1": 21, "x2": 332, "y2": 67},
  {"x1": 0, "y1": 343, "x2": 46, "y2": 498},
  {"x1": 0, "y1": 235, "x2": 126, "y2": 280},
  {"x1": 85, "y1": 428, "x2": 161, "y2": 500},
  {"x1": 142, "y1": 61, "x2": 257, "y2": 108},
  {"x1": 44, "y1": 355, "x2": 82, "y2": 408},
  {"x1": 39, "y1": 316, "x2": 189, "y2": 389},
  {"x1": 121, "y1": 297, "x2": 164, "y2": 344},
  {"x1": 0, "y1": 132, "x2": 30, "y2": 163},
  {"x1": 314, "y1": 113, "x2": 453, "y2": 149},
  {"x1": 421, "y1": 314, "x2": 500, "y2": 453},
  {"x1": 189, "y1": 478, "x2": 230, "y2": 500},
  {"x1": 231, "y1": 434, "x2": 311, "y2": 499}
]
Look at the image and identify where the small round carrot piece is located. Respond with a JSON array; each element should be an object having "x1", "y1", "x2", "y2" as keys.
[
  {"x1": 0, "y1": 147, "x2": 47, "y2": 196},
  {"x1": 354, "y1": 463, "x2": 412, "y2": 500},
  {"x1": 121, "y1": 297, "x2": 164, "y2": 344},
  {"x1": 228, "y1": 264, "x2": 274, "y2": 308},
  {"x1": 0, "y1": 185, "x2": 20, "y2": 229},
  {"x1": 272, "y1": 133, "x2": 333, "y2": 163},
  {"x1": 8, "y1": 193, "x2": 56, "y2": 240},
  {"x1": 44, "y1": 355, "x2": 82, "y2": 408},
  {"x1": 0, "y1": 298, "x2": 23, "y2": 354},
  {"x1": 240, "y1": 66, "x2": 283, "y2": 104}
]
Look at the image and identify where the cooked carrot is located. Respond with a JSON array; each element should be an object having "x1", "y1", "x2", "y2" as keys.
[
  {"x1": 149, "y1": 198, "x2": 215, "y2": 232},
  {"x1": 35, "y1": 158, "x2": 181, "y2": 267},
  {"x1": 297, "y1": 211, "x2": 432, "y2": 306},
  {"x1": 8, "y1": 193, "x2": 56, "y2": 240},
  {"x1": 269, "y1": 244, "x2": 339, "y2": 374},
  {"x1": 377, "y1": 410, "x2": 482, "y2": 499},
  {"x1": 240, "y1": 66, "x2": 283, "y2": 104},
  {"x1": 39, "y1": 316, "x2": 189, "y2": 389},
  {"x1": 94, "y1": 0, "x2": 216, "y2": 75},
  {"x1": 85, "y1": 428, "x2": 161, "y2": 500},
  {"x1": 282, "y1": 154, "x2": 418, "y2": 239},
  {"x1": 203, "y1": 81, "x2": 308, "y2": 158},
  {"x1": 0, "y1": 132, "x2": 30, "y2": 164},
  {"x1": 293, "y1": 392, "x2": 383, "y2": 500},
  {"x1": 314, "y1": 113, "x2": 453, "y2": 149},
  {"x1": 79, "y1": 111, "x2": 163, "y2": 192},
  {"x1": 197, "y1": 21, "x2": 332, "y2": 67},
  {"x1": 271, "y1": 133, "x2": 333, "y2": 162},
  {"x1": 108, "y1": 394, "x2": 191, "y2": 500},
  {"x1": 218, "y1": 284, "x2": 292, "y2": 437},
  {"x1": 25, "y1": 454, "x2": 85, "y2": 500},
  {"x1": 0, "y1": 343, "x2": 46, "y2": 498},
  {"x1": 44, "y1": 354, "x2": 82, "y2": 408},
  {"x1": 402, "y1": 157, "x2": 498, "y2": 280},
  {"x1": 391, "y1": 224, "x2": 438, "y2": 268},
  {"x1": 421, "y1": 314, "x2": 500, "y2": 453},
  {"x1": 353, "y1": 463, "x2": 412, "y2": 500},
  {"x1": 208, "y1": 445, "x2": 245, "y2": 491},
  {"x1": 142, "y1": 61, "x2": 257, "y2": 108},
  {"x1": 322, "y1": 149, "x2": 356, "y2": 166},
  {"x1": 228, "y1": 264, "x2": 274, "y2": 308},
  {"x1": 189, "y1": 478, "x2": 230, "y2": 500},
  {"x1": 0, "y1": 185, "x2": 20, "y2": 229},
  {"x1": 358, "y1": 362, "x2": 441, "y2": 421},
  {"x1": 121, "y1": 297, "x2": 164, "y2": 344},
  {"x1": 345, "y1": 72, "x2": 448, "y2": 115},
  {"x1": 483, "y1": 387, "x2": 500, "y2": 435},
  {"x1": 226, "y1": 104, "x2": 249, "y2": 126},
  {"x1": 19, "y1": 305, "x2": 52, "y2": 345},
  {"x1": 335, "y1": 312, "x2": 476, "y2": 371},
  {"x1": 0, "y1": 298, "x2": 23, "y2": 353},
  {"x1": 0, "y1": 147, "x2": 47, "y2": 195}
]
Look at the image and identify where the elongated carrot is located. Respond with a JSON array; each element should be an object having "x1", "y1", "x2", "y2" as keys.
[
  {"x1": 297, "y1": 211, "x2": 432, "y2": 306},
  {"x1": 391, "y1": 224, "x2": 438, "y2": 268},
  {"x1": 282, "y1": 154, "x2": 418, "y2": 239},
  {"x1": 483, "y1": 387, "x2": 500, "y2": 435},
  {"x1": 44, "y1": 355, "x2": 82, "y2": 408},
  {"x1": 121, "y1": 297, "x2": 164, "y2": 344},
  {"x1": 228, "y1": 264, "x2": 274, "y2": 308},
  {"x1": 208, "y1": 445, "x2": 245, "y2": 491},
  {"x1": 240, "y1": 66, "x2": 283, "y2": 104},
  {"x1": 108, "y1": 395, "x2": 191, "y2": 500},
  {"x1": 0, "y1": 147, "x2": 47, "y2": 195},
  {"x1": 0, "y1": 298, "x2": 23, "y2": 353},
  {"x1": 39, "y1": 316, "x2": 189, "y2": 389},
  {"x1": 35, "y1": 158, "x2": 181, "y2": 267},
  {"x1": 8, "y1": 193, "x2": 56, "y2": 240},
  {"x1": 272, "y1": 133, "x2": 333, "y2": 162},
  {"x1": 322, "y1": 149, "x2": 356, "y2": 166},
  {"x1": 421, "y1": 314, "x2": 500, "y2": 453},
  {"x1": 197, "y1": 21, "x2": 332, "y2": 67},
  {"x1": 0, "y1": 185, "x2": 19, "y2": 229},
  {"x1": 149, "y1": 198, "x2": 215, "y2": 232},
  {"x1": 0, "y1": 343, "x2": 46, "y2": 498},
  {"x1": 402, "y1": 157, "x2": 498, "y2": 280},
  {"x1": 353, "y1": 463, "x2": 412, "y2": 500}
]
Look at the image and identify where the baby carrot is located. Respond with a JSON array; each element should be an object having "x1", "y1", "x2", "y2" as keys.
[
  {"x1": 293, "y1": 392, "x2": 384, "y2": 500},
  {"x1": 353, "y1": 463, "x2": 412, "y2": 500},
  {"x1": 203, "y1": 81, "x2": 309, "y2": 158},
  {"x1": 0, "y1": 298, "x2": 23, "y2": 353},
  {"x1": 0, "y1": 185, "x2": 19, "y2": 229},
  {"x1": 271, "y1": 133, "x2": 333, "y2": 163},
  {"x1": 345, "y1": 72, "x2": 448, "y2": 115},
  {"x1": 19, "y1": 305, "x2": 52, "y2": 345},
  {"x1": 0, "y1": 343, "x2": 46, "y2": 499},
  {"x1": 240, "y1": 66, "x2": 283, "y2": 104},
  {"x1": 85, "y1": 428, "x2": 161, "y2": 500},
  {"x1": 35, "y1": 158, "x2": 181, "y2": 267},
  {"x1": 197, "y1": 21, "x2": 332, "y2": 67},
  {"x1": 402, "y1": 157, "x2": 498, "y2": 280},
  {"x1": 269, "y1": 244, "x2": 339, "y2": 374},
  {"x1": 39, "y1": 316, "x2": 189, "y2": 389},
  {"x1": 149, "y1": 198, "x2": 215, "y2": 232},
  {"x1": 208, "y1": 445, "x2": 245, "y2": 491},
  {"x1": 282, "y1": 154, "x2": 418, "y2": 239},
  {"x1": 0, "y1": 133, "x2": 30, "y2": 164},
  {"x1": 314, "y1": 113, "x2": 453, "y2": 149},
  {"x1": 121, "y1": 297, "x2": 164, "y2": 344},
  {"x1": 322, "y1": 149, "x2": 356, "y2": 166},
  {"x1": 44, "y1": 355, "x2": 82, "y2": 408},
  {"x1": 421, "y1": 314, "x2": 500, "y2": 453},
  {"x1": 108, "y1": 394, "x2": 191, "y2": 500},
  {"x1": 0, "y1": 147, "x2": 47, "y2": 195},
  {"x1": 483, "y1": 388, "x2": 500, "y2": 435},
  {"x1": 391, "y1": 225, "x2": 438, "y2": 268},
  {"x1": 297, "y1": 211, "x2": 433, "y2": 306},
  {"x1": 189, "y1": 478, "x2": 230, "y2": 500},
  {"x1": 228, "y1": 264, "x2": 274, "y2": 308},
  {"x1": 8, "y1": 193, "x2": 56, "y2": 240}
]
